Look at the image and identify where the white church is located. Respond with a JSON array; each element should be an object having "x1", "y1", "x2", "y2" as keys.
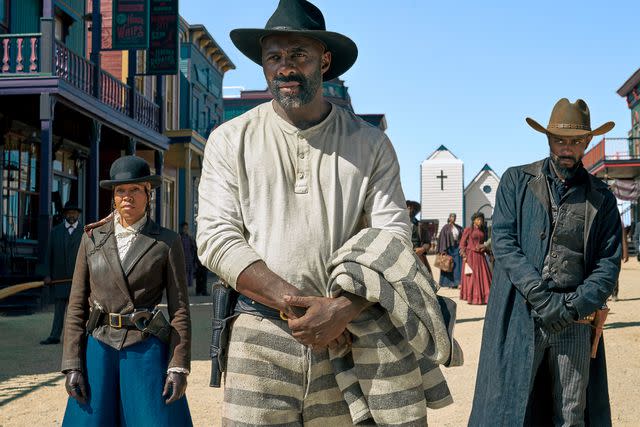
[{"x1": 420, "y1": 145, "x2": 501, "y2": 234}]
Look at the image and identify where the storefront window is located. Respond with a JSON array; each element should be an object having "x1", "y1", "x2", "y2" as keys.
[{"x1": 2, "y1": 137, "x2": 39, "y2": 240}]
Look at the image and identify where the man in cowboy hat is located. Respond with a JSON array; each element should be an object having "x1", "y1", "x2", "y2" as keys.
[
  {"x1": 39, "y1": 200, "x2": 83, "y2": 345},
  {"x1": 470, "y1": 98, "x2": 622, "y2": 426},
  {"x1": 195, "y1": 0, "x2": 446, "y2": 424}
]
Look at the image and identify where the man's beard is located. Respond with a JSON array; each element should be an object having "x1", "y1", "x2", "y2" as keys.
[
  {"x1": 550, "y1": 152, "x2": 581, "y2": 179},
  {"x1": 268, "y1": 68, "x2": 322, "y2": 110},
  {"x1": 65, "y1": 216, "x2": 78, "y2": 225}
]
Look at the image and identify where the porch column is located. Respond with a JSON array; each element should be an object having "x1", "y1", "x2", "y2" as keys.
[
  {"x1": 184, "y1": 146, "x2": 192, "y2": 231},
  {"x1": 87, "y1": 121, "x2": 101, "y2": 223},
  {"x1": 155, "y1": 75, "x2": 164, "y2": 132},
  {"x1": 38, "y1": 94, "x2": 55, "y2": 263},
  {"x1": 126, "y1": 138, "x2": 137, "y2": 155},
  {"x1": 90, "y1": 0, "x2": 102, "y2": 99},
  {"x1": 154, "y1": 151, "x2": 164, "y2": 225},
  {"x1": 127, "y1": 50, "x2": 136, "y2": 118}
]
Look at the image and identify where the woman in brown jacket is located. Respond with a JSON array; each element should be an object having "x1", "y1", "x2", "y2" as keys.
[{"x1": 61, "y1": 156, "x2": 192, "y2": 426}]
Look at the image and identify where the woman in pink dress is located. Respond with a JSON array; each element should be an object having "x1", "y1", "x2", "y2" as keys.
[{"x1": 459, "y1": 212, "x2": 493, "y2": 305}]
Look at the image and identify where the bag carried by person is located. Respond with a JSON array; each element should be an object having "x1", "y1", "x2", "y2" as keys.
[{"x1": 435, "y1": 253, "x2": 454, "y2": 272}]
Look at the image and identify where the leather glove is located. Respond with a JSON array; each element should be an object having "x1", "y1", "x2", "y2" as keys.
[
  {"x1": 163, "y1": 371, "x2": 187, "y2": 404},
  {"x1": 526, "y1": 281, "x2": 575, "y2": 333},
  {"x1": 64, "y1": 369, "x2": 88, "y2": 404}
]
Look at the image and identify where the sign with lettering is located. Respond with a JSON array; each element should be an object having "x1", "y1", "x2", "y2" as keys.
[
  {"x1": 112, "y1": 0, "x2": 150, "y2": 50},
  {"x1": 146, "y1": 0, "x2": 179, "y2": 75}
]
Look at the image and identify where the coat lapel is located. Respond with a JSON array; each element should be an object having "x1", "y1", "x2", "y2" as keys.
[
  {"x1": 120, "y1": 219, "x2": 160, "y2": 276},
  {"x1": 584, "y1": 177, "x2": 605, "y2": 263},
  {"x1": 95, "y1": 222, "x2": 133, "y2": 303},
  {"x1": 524, "y1": 160, "x2": 551, "y2": 215}
]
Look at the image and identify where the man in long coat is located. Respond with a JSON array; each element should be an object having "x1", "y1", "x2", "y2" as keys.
[
  {"x1": 39, "y1": 201, "x2": 83, "y2": 345},
  {"x1": 470, "y1": 99, "x2": 622, "y2": 426}
]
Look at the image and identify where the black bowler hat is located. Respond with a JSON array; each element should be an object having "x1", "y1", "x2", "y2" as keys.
[
  {"x1": 230, "y1": 0, "x2": 358, "y2": 81},
  {"x1": 62, "y1": 200, "x2": 82, "y2": 213},
  {"x1": 99, "y1": 155, "x2": 162, "y2": 189}
]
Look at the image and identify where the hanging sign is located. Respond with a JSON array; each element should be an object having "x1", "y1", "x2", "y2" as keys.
[
  {"x1": 112, "y1": 0, "x2": 150, "y2": 50},
  {"x1": 146, "y1": 0, "x2": 179, "y2": 75}
]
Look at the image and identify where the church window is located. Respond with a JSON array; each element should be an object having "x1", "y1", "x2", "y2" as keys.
[{"x1": 483, "y1": 185, "x2": 492, "y2": 194}]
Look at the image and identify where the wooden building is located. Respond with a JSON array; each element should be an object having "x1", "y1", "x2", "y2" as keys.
[
  {"x1": 420, "y1": 145, "x2": 464, "y2": 231},
  {"x1": 463, "y1": 164, "x2": 500, "y2": 227},
  {"x1": 0, "y1": 1, "x2": 233, "y2": 311}
]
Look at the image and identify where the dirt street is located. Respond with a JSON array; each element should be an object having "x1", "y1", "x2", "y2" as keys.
[{"x1": 1, "y1": 256, "x2": 639, "y2": 426}]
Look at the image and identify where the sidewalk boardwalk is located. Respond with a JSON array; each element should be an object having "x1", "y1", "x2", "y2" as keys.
[{"x1": 1, "y1": 258, "x2": 639, "y2": 426}]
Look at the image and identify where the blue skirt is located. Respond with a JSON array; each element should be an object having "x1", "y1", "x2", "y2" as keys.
[
  {"x1": 63, "y1": 335, "x2": 193, "y2": 427},
  {"x1": 439, "y1": 246, "x2": 462, "y2": 287}
]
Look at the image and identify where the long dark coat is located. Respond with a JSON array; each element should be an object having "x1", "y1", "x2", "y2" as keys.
[
  {"x1": 469, "y1": 159, "x2": 621, "y2": 427},
  {"x1": 42, "y1": 222, "x2": 83, "y2": 299},
  {"x1": 61, "y1": 217, "x2": 191, "y2": 373}
]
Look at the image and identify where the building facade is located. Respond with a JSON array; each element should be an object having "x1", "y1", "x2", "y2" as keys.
[
  {"x1": 464, "y1": 164, "x2": 499, "y2": 227},
  {"x1": 0, "y1": 1, "x2": 232, "y2": 310},
  {"x1": 582, "y1": 68, "x2": 640, "y2": 225},
  {"x1": 420, "y1": 145, "x2": 464, "y2": 232}
]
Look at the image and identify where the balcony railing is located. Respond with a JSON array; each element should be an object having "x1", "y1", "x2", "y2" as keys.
[
  {"x1": 0, "y1": 33, "x2": 41, "y2": 74},
  {"x1": 583, "y1": 138, "x2": 640, "y2": 172},
  {"x1": 55, "y1": 41, "x2": 94, "y2": 94},
  {"x1": 0, "y1": 33, "x2": 160, "y2": 132},
  {"x1": 100, "y1": 69, "x2": 129, "y2": 116},
  {"x1": 134, "y1": 92, "x2": 160, "y2": 131}
]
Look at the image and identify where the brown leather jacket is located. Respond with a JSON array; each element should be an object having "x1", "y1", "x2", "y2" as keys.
[{"x1": 61, "y1": 217, "x2": 191, "y2": 372}]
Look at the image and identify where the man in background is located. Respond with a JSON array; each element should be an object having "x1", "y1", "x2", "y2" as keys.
[{"x1": 39, "y1": 201, "x2": 83, "y2": 345}]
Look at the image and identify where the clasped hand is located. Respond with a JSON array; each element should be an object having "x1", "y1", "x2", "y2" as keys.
[{"x1": 284, "y1": 295, "x2": 358, "y2": 350}]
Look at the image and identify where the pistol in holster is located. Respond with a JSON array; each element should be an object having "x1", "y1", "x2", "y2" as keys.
[
  {"x1": 86, "y1": 301, "x2": 105, "y2": 335},
  {"x1": 210, "y1": 282, "x2": 239, "y2": 388},
  {"x1": 139, "y1": 310, "x2": 172, "y2": 344}
]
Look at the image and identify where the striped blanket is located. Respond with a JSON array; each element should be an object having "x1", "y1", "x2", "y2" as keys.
[{"x1": 327, "y1": 228, "x2": 461, "y2": 425}]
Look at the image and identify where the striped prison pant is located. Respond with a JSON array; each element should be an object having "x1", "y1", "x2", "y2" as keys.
[
  {"x1": 529, "y1": 322, "x2": 592, "y2": 427},
  {"x1": 222, "y1": 313, "x2": 356, "y2": 426}
]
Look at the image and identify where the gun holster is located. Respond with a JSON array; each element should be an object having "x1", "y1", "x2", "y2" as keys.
[
  {"x1": 210, "y1": 282, "x2": 238, "y2": 388},
  {"x1": 140, "y1": 310, "x2": 172, "y2": 344},
  {"x1": 86, "y1": 301, "x2": 105, "y2": 335}
]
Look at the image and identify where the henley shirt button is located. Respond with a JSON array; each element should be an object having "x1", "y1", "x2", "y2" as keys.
[
  {"x1": 299, "y1": 153, "x2": 305, "y2": 159},
  {"x1": 298, "y1": 172, "x2": 304, "y2": 179},
  {"x1": 551, "y1": 252, "x2": 557, "y2": 258},
  {"x1": 539, "y1": 232, "x2": 546, "y2": 240}
]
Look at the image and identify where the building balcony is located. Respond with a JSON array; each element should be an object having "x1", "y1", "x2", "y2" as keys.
[
  {"x1": 583, "y1": 137, "x2": 640, "y2": 179},
  {"x1": 0, "y1": 32, "x2": 160, "y2": 134}
]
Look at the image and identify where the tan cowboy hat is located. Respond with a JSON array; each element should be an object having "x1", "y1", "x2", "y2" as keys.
[
  {"x1": 230, "y1": 0, "x2": 357, "y2": 81},
  {"x1": 526, "y1": 98, "x2": 614, "y2": 137}
]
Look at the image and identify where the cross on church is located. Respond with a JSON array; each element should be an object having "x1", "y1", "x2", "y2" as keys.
[{"x1": 437, "y1": 170, "x2": 448, "y2": 191}]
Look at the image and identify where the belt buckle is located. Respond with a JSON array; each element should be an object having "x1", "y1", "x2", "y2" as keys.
[{"x1": 109, "y1": 313, "x2": 122, "y2": 328}]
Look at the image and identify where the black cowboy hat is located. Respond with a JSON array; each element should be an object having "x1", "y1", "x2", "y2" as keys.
[
  {"x1": 62, "y1": 200, "x2": 82, "y2": 213},
  {"x1": 99, "y1": 155, "x2": 162, "y2": 189},
  {"x1": 230, "y1": 0, "x2": 358, "y2": 81}
]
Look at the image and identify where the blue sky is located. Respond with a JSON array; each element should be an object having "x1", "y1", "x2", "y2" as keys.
[{"x1": 181, "y1": 0, "x2": 637, "y2": 202}]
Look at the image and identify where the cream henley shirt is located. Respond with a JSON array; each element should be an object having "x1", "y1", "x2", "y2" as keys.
[{"x1": 196, "y1": 101, "x2": 411, "y2": 296}]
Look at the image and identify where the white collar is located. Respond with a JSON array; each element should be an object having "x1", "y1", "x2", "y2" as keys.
[{"x1": 114, "y1": 212, "x2": 147, "y2": 236}]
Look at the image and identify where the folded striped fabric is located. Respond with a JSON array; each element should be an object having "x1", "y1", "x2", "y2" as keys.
[{"x1": 327, "y1": 228, "x2": 460, "y2": 425}]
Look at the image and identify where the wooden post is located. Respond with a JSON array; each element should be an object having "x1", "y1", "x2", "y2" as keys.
[
  {"x1": 90, "y1": 0, "x2": 102, "y2": 99},
  {"x1": 87, "y1": 121, "x2": 101, "y2": 223},
  {"x1": 37, "y1": 94, "x2": 55, "y2": 264}
]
